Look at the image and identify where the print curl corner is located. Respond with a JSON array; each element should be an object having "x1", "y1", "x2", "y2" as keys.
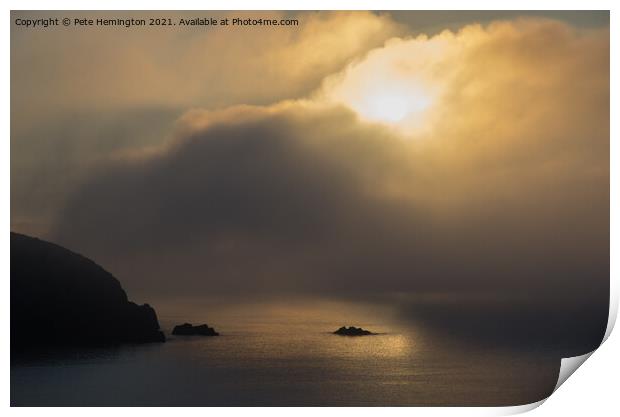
[
  {"x1": 540, "y1": 297, "x2": 617, "y2": 410},
  {"x1": 496, "y1": 299, "x2": 617, "y2": 416}
]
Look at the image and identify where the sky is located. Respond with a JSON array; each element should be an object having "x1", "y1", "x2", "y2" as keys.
[{"x1": 11, "y1": 11, "x2": 610, "y2": 351}]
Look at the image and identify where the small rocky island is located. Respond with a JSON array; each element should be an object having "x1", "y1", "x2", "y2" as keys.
[
  {"x1": 334, "y1": 326, "x2": 374, "y2": 336},
  {"x1": 172, "y1": 323, "x2": 220, "y2": 336},
  {"x1": 11, "y1": 232, "x2": 165, "y2": 349}
]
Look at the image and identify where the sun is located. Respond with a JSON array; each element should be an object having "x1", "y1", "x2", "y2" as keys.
[
  {"x1": 353, "y1": 84, "x2": 432, "y2": 124},
  {"x1": 319, "y1": 45, "x2": 439, "y2": 130},
  {"x1": 324, "y1": 76, "x2": 434, "y2": 128}
]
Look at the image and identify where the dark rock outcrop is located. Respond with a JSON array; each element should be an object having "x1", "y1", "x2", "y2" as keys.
[
  {"x1": 334, "y1": 326, "x2": 374, "y2": 336},
  {"x1": 10, "y1": 232, "x2": 165, "y2": 349},
  {"x1": 172, "y1": 323, "x2": 219, "y2": 336}
]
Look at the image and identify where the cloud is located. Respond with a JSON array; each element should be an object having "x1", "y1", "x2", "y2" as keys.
[
  {"x1": 52, "y1": 103, "x2": 422, "y2": 293},
  {"x1": 11, "y1": 11, "x2": 404, "y2": 237},
  {"x1": 11, "y1": 11, "x2": 403, "y2": 117},
  {"x1": 43, "y1": 18, "x2": 609, "y2": 352},
  {"x1": 50, "y1": 19, "x2": 608, "y2": 299}
]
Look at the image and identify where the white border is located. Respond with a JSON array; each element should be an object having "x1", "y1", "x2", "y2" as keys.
[
  {"x1": 2, "y1": 1, "x2": 617, "y2": 415},
  {"x1": 2, "y1": 1, "x2": 618, "y2": 10}
]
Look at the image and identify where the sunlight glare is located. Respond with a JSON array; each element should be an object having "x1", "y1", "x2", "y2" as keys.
[{"x1": 354, "y1": 84, "x2": 432, "y2": 123}]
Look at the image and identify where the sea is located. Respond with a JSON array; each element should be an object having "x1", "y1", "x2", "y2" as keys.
[{"x1": 11, "y1": 299, "x2": 561, "y2": 406}]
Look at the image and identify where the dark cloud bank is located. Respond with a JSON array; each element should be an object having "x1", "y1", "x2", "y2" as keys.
[{"x1": 50, "y1": 103, "x2": 608, "y2": 355}]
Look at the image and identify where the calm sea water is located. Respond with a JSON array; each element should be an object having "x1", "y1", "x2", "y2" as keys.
[{"x1": 11, "y1": 300, "x2": 561, "y2": 406}]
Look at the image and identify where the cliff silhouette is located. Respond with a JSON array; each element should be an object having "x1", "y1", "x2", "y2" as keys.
[{"x1": 11, "y1": 232, "x2": 165, "y2": 349}]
